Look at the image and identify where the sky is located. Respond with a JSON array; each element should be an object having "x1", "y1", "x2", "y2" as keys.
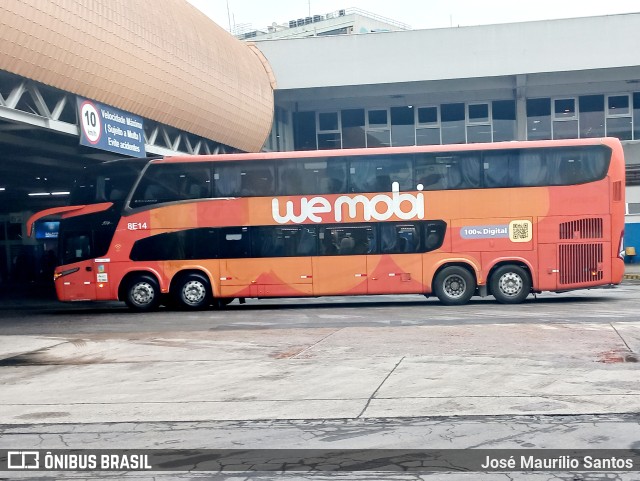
[{"x1": 187, "y1": 0, "x2": 640, "y2": 33}]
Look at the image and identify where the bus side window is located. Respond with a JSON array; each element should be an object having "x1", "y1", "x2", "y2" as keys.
[
  {"x1": 240, "y1": 164, "x2": 275, "y2": 197},
  {"x1": 252, "y1": 227, "x2": 284, "y2": 257},
  {"x1": 325, "y1": 159, "x2": 348, "y2": 194},
  {"x1": 319, "y1": 229, "x2": 339, "y2": 255},
  {"x1": 189, "y1": 229, "x2": 218, "y2": 259},
  {"x1": 424, "y1": 221, "x2": 446, "y2": 252},
  {"x1": 179, "y1": 166, "x2": 211, "y2": 199},
  {"x1": 350, "y1": 155, "x2": 412, "y2": 193},
  {"x1": 214, "y1": 164, "x2": 243, "y2": 197},
  {"x1": 518, "y1": 151, "x2": 548, "y2": 186},
  {"x1": 558, "y1": 158, "x2": 583, "y2": 184},
  {"x1": 454, "y1": 154, "x2": 481, "y2": 189},
  {"x1": 415, "y1": 155, "x2": 446, "y2": 190},
  {"x1": 483, "y1": 155, "x2": 505, "y2": 187},
  {"x1": 483, "y1": 153, "x2": 517, "y2": 188},
  {"x1": 219, "y1": 227, "x2": 251, "y2": 258},
  {"x1": 416, "y1": 154, "x2": 481, "y2": 191},
  {"x1": 326, "y1": 225, "x2": 375, "y2": 255},
  {"x1": 380, "y1": 223, "x2": 420, "y2": 254},
  {"x1": 296, "y1": 227, "x2": 317, "y2": 256}
]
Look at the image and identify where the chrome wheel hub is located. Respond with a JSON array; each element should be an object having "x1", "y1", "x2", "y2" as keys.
[
  {"x1": 499, "y1": 272, "x2": 523, "y2": 296},
  {"x1": 443, "y1": 274, "x2": 466, "y2": 298},
  {"x1": 183, "y1": 280, "x2": 206, "y2": 305},
  {"x1": 132, "y1": 282, "x2": 154, "y2": 305}
]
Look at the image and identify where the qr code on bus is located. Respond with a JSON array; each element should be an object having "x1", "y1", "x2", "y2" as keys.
[{"x1": 509, "y1": 220, "x2": 532, "y2": 243}]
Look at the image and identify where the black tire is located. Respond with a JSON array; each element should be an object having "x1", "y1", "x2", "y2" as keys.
[
  {"x1": 490, "y1": 265, "x2": 531, "y2": 304},
  {"x1": 173, "y1": 273, "x2": 211, "y2": 310},
  {"x1": 433, "y1": 266, "x2": 476, "y2": 306},
  {"x1": 124, "y1": 275, "x2": 161, "y2": 312}
]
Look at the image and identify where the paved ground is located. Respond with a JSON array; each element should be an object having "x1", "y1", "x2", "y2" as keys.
[{"x1": 0, "y1": 272, "x2": 639, "y2": 479}]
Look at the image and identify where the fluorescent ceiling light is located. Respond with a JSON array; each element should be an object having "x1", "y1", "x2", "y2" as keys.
[{"x1": 28, "y1": 191, "x2": 71, "y2": 196}]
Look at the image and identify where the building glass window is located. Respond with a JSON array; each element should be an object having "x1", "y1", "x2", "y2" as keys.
[
  {"x1": 416, "y1": 106, "x2": 440, "y2": 145},
  {"x1": 441, "y1": 103, "x2": 465, "y2": 144},
  {"x1": 492, "y1": 100, "x2": 516, "y2": 142},
  {"x1": 317, "y1": 111, "x2": 341, "y2": 149},
  {"x1": 319, "y1": 112, "x2": 339, "y2": 131},
  {"x1": 391, "y1": 106, "x2": 415, "y2": 147},
  {"x1": 579, "y1": 95, "x2": 605, "y2": 138},
  {"x1": 366, "y1": 109, "x2": 391, "y2": 148},
  {"x1": 466, "y1": 103, "x2": 492, "y2": 143},
  {"x1": 527, "y1": 98, "x2": 551, "y2": 140},
  {"x1": 468, "y1": 103, "x2": 489, "y2": 123},
  {"x1": 552, "y1": 98, "x2": 578, "y2": 139},
  {"x1": 606, "y1": 94, "x2": 632, "y2": 140},
  {"x1": 293, "y1": 111, "x2": 317, "y2": 150},
  {"x1": 607, "y1": 94, "x2": 630, "y2": 116},
  {"x1": 341, "y1": 109, "x2": 366, "y2": 148}
]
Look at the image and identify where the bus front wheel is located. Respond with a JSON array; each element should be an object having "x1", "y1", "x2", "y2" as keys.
[
  {"x1": 174, "y1": 273, "x2": 211, "y2": 310},
  {"x1": 125, "y1": 275, "x2": 161, "y2": 312},
  {"x1": 433, "y1": 266, "x2": 476, "y2": 306},
  {"x1": 490, "y1": 265, "x2": 531, "y2": 304}
]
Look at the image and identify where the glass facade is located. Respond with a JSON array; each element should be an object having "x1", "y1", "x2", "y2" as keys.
[
  {"x1": 292, "y1": 100, "x2": 517, "y2": 151},
  {"x1": 527, "y1": 92, "x2": 638, "y2": 141},
  {"x1": 289, "y1": 90, "x2": 640, "y2": 152}
]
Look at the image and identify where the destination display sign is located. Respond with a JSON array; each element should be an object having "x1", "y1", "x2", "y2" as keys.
[{"x1": 77, "y1": 97, "x2": 145, "y2": 158}]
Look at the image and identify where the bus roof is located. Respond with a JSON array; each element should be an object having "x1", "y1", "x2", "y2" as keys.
[{"x1": 157, "y1": 138, "x2": 620, "y2": 165}]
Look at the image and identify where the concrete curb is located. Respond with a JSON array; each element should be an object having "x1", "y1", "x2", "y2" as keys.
[{"x1": 623, "y1": 273, "x2": 640, "y2": 280}]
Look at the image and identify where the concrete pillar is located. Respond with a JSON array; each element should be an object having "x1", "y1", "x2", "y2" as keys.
[{"x1": 515, "y1": 74, "x2": 528, "y2": 141}]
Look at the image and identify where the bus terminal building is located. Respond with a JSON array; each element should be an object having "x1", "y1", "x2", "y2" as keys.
[{"x1": 1, "y1": 4, "x2": 640, "y2": 281}]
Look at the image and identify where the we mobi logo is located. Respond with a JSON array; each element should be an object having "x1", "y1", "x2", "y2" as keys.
[{"x1": 272, "y1": 182, "x2": 425, "y2": 224}]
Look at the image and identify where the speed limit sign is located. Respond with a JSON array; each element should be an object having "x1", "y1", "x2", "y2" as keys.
[{"x1": 80, "y1": 100, "x2": 102, "y2": 144}]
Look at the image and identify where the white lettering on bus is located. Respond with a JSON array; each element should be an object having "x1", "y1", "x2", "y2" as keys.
[{"x1": 272, "y1": 182, "x2": 425, "y2": 224}]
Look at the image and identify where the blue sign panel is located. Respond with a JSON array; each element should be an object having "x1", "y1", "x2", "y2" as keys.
[
  {"x1": 77, "y1": 97, "x2": 145, "y2": 158},
  {"x1": 34, "y1": 221, "x2": 59, "y2": 239}
]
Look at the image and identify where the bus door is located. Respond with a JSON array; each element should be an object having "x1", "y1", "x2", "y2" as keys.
[
  {"x1": 367, "y1": 223, "x2": 423, "y2": 294},
  {"x1": 57, "y1": 232, "x2": 96, "y2": 301},
  {"x1": 312, "y1": 225, "x2": 369, "y2": 296},
  {"x1": 218, "y1": 226, "x2": 314, "y2": 297}
]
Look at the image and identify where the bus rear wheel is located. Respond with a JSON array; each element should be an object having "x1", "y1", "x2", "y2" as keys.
[
  {"x1": 174, "y1": 273, "x2": 211, "y2": 310},
  {"x1": 433, "y1": 266, "x2": 476, "y2": 306},
  {"x1": 490, "y1": 265, "x2": 531, "y2": 304},
  {"x1": 125, "y1": 275, "x2": 161, "y2": 312}
]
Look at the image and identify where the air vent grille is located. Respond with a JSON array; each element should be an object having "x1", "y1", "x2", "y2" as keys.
[
  {"x1": 559, "y1": 218, "x2": 603, "y2": 240},
  {"x1": 559, "y1": 243, "x2": 603, "y2": 285}
]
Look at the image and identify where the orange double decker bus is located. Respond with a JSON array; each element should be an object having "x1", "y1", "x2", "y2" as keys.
[{"x1": 28, "y1": 138, "x2": 625, "y2": 311}]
